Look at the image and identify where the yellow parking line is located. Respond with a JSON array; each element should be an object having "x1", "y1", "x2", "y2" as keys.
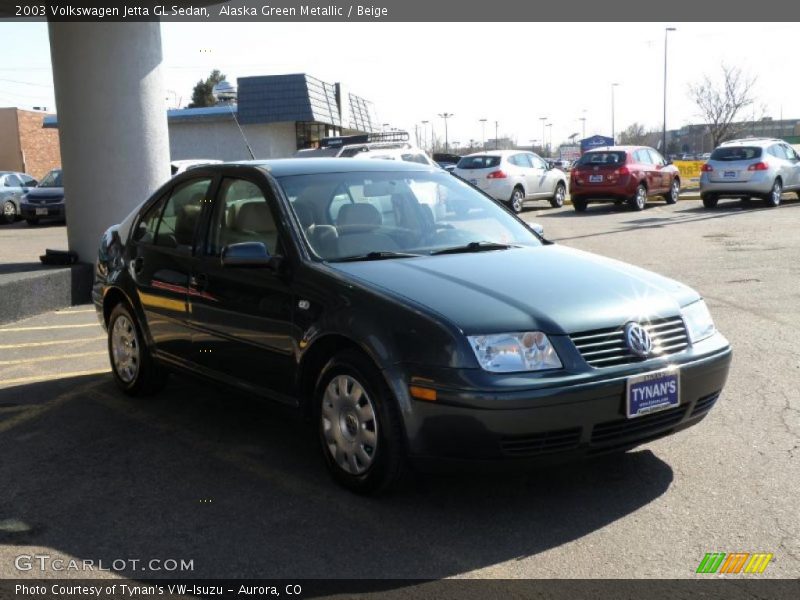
[
  {"x1": 0, "y1": 368, "x2": 110, "y2": 388},
  {"x1": 0, "y1": 323, "x2": 99, "y2": 333},
  {"x1": 0, "y1": 336, "x2": 105, "y2": 350},
  {"x1": 54, "y1": 308, "x2": 96, "y2": 315},
  {"x1": 0, "y1": 351, "x2": 106, "y2": 366}
]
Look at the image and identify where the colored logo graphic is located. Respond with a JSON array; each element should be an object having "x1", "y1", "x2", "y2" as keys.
[{"x1": 696, "y1": 552, "x2": 773, "y2": 574}]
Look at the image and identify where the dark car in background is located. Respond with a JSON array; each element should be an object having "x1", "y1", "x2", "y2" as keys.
[
  {"x1": 0, "y1": 171, "x2": 38, "y2": 224},
  {"x1": 94, "y1": 158, "x2": 731, "y2": 494},
  {"x1": 20, "y1": 168, "x2": 65, "y2": 225},
  {"x1": 570, "y1": 146, "x2": 681, "y2": 212}
]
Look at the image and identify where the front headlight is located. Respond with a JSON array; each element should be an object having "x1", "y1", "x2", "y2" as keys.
[
  {"x1": 468, "y1": 331, "x2": 562, "y2": 373},
  {"x1": 682, "y1": 300, "x2": 716, "y2": 343}
]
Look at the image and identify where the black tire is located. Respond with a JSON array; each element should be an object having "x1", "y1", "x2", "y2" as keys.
[
  {"x1": 26, "y1": 218, "x2": 40, "y2": 226},
  {"x1": 665, "y1": 178, "x2": 680, "y2": 204},
  {"x1": 107, "y1": 302, "x2": 168, "y2": 396},
  {"x1": 550, "y1": 182, "x2": 566, "y2": 208},
  {"x1": 508, "y1": 187, "x2": 524, "y2": 213},
  {"x1": 316, "y1": 349, "x2": 407, "y2": 495},
  {"x1": 701, "y1": 194, "x2": 718, "y2": 209},
  {"x1": 764, "y1": 179, "x2": 782, "y2": 207},
  {"x1": 2, "y1": 201, "x2": 17, "y2": 224},
  {"x1": 629, "y1": 184, "x2": 647, "y2": 211},
  {"x1": 572, "y1": 198, "x2": 587, "y2": 213}
]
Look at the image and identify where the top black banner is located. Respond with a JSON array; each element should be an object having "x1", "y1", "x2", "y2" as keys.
[{"x1": 2, "y1": 0, "x2": 800, "y2": 21}]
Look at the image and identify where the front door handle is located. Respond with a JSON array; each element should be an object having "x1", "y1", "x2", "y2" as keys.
[{"x1": 190, "y1": 273, "x2": 208, "y2": 290}]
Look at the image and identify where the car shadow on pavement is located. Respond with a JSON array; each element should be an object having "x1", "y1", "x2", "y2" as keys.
[{"x1": 0, "y1": 373, "x2": 674, "y2": 582}]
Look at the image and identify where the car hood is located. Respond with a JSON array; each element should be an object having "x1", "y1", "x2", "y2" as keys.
[
  {"x1": 26, "y1": 187, "x2": 64, "y2": 199},
  {"x1": 329, "y1": 245, "x2": 700, "y2": 335}
]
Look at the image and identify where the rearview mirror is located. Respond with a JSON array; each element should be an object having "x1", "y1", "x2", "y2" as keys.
[{"x1": 221, "y1": 241, "x2": 280, "y2": 269}]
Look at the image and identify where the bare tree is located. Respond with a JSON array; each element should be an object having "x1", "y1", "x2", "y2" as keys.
[
  {"x1": 618, "y1": 122, "x2": 649, "y2": 145},
  {"x1": 688, "y1": 64, "x2": 757, "y2": 148}
]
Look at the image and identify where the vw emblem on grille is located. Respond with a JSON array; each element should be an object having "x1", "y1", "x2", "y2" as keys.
[{"x1": 625, "y1": 322, "x2": 652, "y2": 357}]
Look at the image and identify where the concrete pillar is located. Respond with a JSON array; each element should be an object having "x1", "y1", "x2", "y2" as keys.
[{"x1": 48, "y1": 22, "x2": 170, "y2": 262}]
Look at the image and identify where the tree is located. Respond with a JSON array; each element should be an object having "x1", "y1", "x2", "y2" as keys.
[
  {"x1": 688, "y1": 64, "x2": 757, "y2": 148},
  {"x1": 618, "y1": 122, "x2": 648, "y2": 145},
  {"x1": 188, "y1": 69, "x2": 227, "y2": 108}
]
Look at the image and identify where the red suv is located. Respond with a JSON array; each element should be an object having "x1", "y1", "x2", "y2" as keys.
[{"x1": 570, "y1": 146, "x2": 681, "y2": 212}]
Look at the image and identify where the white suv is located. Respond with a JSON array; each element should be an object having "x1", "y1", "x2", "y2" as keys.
[
  {"x1": 700, "y1": 138, "x2": 800, "y2": 208},
  {"x1": 453, "y1": 150, "x2": 568, "y2": 212}
]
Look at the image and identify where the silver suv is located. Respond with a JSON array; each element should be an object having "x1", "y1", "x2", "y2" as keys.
[{"x1": 700, "y1": 138, "x2": 800, "y2": 208}]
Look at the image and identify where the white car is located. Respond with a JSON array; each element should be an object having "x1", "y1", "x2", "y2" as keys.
[{"x1": 453, "y1": 150, "x2": 568, "y2": 212}]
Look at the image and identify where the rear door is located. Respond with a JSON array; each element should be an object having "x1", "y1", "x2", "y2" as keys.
[
  {"x1": 633, "y1": 149, "x2": 657, "y2": 192},
  {"x1": 528, "y1": 153, "x2": 551, "y2": 198},
  {"x1": 783, "y1": 144, "x2": 800, "y2": 189},
  {"x1": 129, "y1": 176, "x2": 214, "y2": 361},
  {"x1": 648, "y1": 149, "x2": 671, "y2": 193},
  {"x1": 188, "y1": 173, "x2": 297, "y2": 401}
]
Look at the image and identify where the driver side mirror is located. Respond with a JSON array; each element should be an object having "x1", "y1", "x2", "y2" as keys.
[
  {"x1": 221, "y1": 241, "x2": 282, "y2": 270},
  {"x1": 530, "y1": 222, "x2": 545, "y2": 237}
]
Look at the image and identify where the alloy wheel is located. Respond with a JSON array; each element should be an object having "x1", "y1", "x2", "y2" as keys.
[
  {"x1": 2, "y1": 201, "x2": 16, "y2": 223},
  {"x1": 769, "y1": 181, "x2": 782, "y2": 207},
  {"x1": 511, "y1": 189, "x2": 523, "y2": 213},
  {"x1": 321, "y1": 374, "x2": 379, "y2": 475}
]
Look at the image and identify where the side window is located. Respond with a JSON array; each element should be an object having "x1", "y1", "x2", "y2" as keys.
[
  {"x1": 530, "y1": 155, "x2": 547, "y2": 169},
  {"x1": 633, "y1": 149, "x2": 649, "y2": 164},
  {"x1": 648, "y1": 149, "x2": 665, "y2": 166},
  {"x1": 209, "y1": 178, "x2": 280, "y2": 256},
  {"x1": 133, "y1": 193, "x2": 169, "y2": 244},
  {"x1": 155, "y1": 178, "x2": 212, "y2": 251},
  {"x1": 785, "y1": 146, "x2": 799, "y2": 160},
  {"x1": 5, "y1": 174, "x2": 22, "y2": 187},
  {"x1": 401, "y1": 153, "x2": 430, "y2": 165}
]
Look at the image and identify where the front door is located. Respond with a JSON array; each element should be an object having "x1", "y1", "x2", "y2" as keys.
[
  {"x1": 129, "y1": 177, "x2": 214, "y2": 361},
  {"x1": 188, "y1": 175, "x2": 297, "y2": 401}
]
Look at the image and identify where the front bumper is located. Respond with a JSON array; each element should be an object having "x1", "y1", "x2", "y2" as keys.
[
  {"x1": 388, "y1": 336, "x2": 731, "y2": 468},
  {"x1": 20, "y1": 203, "x2": 65, "y2": 220}
]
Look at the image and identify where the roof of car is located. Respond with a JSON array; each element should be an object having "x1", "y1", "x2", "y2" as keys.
[
  {"x1": 231, "y1": 157, "x2": 437, "y2": 177},
  {"x1": 584, "y1": 146, "x2": 647, "y2": 152},
  {"x1": 464, "y1": 150, "x2": 528, "y2": 157},
  {"x1": 719, "y1": 137, "x2": 783, "y2": 147}
]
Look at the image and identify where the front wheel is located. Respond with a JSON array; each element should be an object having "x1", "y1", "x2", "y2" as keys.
[
  {"x1": 108, "y1": 303, "x2": 168, "y2": 396},
  {"x1": 665, "y1": 179, "x2": 680, "y2": 204},
  {"x1": 765, "y1": 179, "x2": 782, "y2": 207},
  {"x1": 550, "y1": 182, "x2": 566, "y2": 208},
  {"x1": 508, "y1": 187, "x2": 524, "y2": 213},
  {"x1": 2, "y1": 201, "x2": 17, "y2": 224},
  {"x1": 316, "y1": 350, "x2": 407, "y2": 494},
  {"x1": 629, "y1": 184, "x2": 647, "y2": 211}
]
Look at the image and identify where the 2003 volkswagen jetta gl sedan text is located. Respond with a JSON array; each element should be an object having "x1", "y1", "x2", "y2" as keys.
[{"x1": 93, "y1": 158, "x2": 731, "y2": 493}]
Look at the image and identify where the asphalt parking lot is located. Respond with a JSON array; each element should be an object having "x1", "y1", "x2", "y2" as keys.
[{"x1": 0, "y1": 197, "x2": 798, "y2": 580}]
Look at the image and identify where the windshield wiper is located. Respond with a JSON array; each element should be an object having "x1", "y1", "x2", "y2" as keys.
[
  {"x1": 429, "y1": 241, "x2": 517, "y2": 256},
  {"x1": 330, "y1": 251, "x2": 421, "y2": 263}
]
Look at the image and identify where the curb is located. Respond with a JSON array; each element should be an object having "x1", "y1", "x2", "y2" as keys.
[
  {"x1": 0, "y1": 263, "x2": 93, "y2": 325},
  {"x1": 564, "y1": 192, "x2": 701, "y2": 205}
]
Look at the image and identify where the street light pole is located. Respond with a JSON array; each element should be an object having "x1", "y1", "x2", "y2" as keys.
[
  {"x1": 546, "y1": 123, "x2": 553, "y2": 156},
  {"x1": 611, "y1": 83, "x2": 619, "y2": 142},
  {"x1": 539, "y1": 117, "x2": 548, "y2": 154},
  {"x1": 662, "y1": 27, "x2": 677, "y2": 155},
  {"x1": 494, "y1": 121, "x2": 499, "y2": 149},
  {"x1": 421, "y1": 120, "x2": 429, "y2": 153},
  {"x1": 579, "y1": 111, "x2": 586, "y2": 139},
  {"x1": 479, "y1": 118, "x2": 487, "y2": 149},
  {"x1": 437, "y1": 112, "x2": 454, "y2": 153}
]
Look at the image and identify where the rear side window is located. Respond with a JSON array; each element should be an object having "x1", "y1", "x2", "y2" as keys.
[
  {"x1": 154, "y1": 178, "x2": 212, "y2": 250},
  {"x1": 4, "y1": 174, "x2": 22, "y2": 187},
  {"x1": 710, "y1": 146, "x2": 762, "y2": 161},
  {"x1": 457, "y1": 155, "x2": 501, "y2": 169},
  {"x1": 767, "y1": 145, "x2": 788, "y2": 159},
  {"x1": 577, "y1": 151, "x2": 626, "y2": 166},
  {"x1": 401, "y1": 153, "x2": 430, "y2": 165}
]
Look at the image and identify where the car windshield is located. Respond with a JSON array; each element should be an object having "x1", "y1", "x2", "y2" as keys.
[
  {"x1": 577, "y1": 151, "x2": 626, "y2": 166},
  {"x1": 38, "y1": 169, "x2": 63, "y2": 187},
  {"x1": 456, "y1": 155, "x2": 501, "y2": 169},
  {"x1": 278, "y1": 170, "x2": 541, "y2": 261},
  {"x1": 710, "y1": 146, "x2": 762, "y2": 161}
]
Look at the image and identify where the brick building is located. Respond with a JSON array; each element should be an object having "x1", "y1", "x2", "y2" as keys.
[{"x1": 0, "y1": 107, "x2": 61, "y2": 180}]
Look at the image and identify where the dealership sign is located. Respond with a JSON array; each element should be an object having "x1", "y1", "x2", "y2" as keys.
[{"x1": 580, "y1": 135, "x2": 615, "y2": 153}]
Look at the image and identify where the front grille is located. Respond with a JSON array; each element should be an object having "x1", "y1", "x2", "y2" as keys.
[
  {"x1": 29, "y1": 196, "x2": 62, "y2": 205},
  {"x1": 570, "y1": 316, "x2": 689, "y2": 368},
  {"x1": 691, "y1": 391, "x2": 721, "y2": 416},
  {"x1": 590, "y1": 404, "x2": 688, "y2": 446},
  {"x1": 499, "y1": 427, "x2": 582, "y2": 457}
]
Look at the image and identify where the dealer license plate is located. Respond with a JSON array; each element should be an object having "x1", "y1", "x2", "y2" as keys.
[
  {"x1": 589, "y1": 174, "x2": 603, "y2": 183},
  {"x1": 723, "y1": 170, "x2": 737, "y2": 178},
  {"x1": 626, "y1": 367, "x2": 680, "y2": 418},
  {"x1": 35, "y1": 208, "x2": 48, "y2": 216},
  {"x1": 470, "y1": 179, "x2": 478, "y2": 185}
]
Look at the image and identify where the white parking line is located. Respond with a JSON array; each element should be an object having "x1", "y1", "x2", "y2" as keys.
[
  {"x1": 0, "y1": 336, "x2": 105, "y2": 350},
  {"x1": 0, "y1": 368, "x2": 110, "y2": 388},
  {"x1": 0, "y1": 323, "x2": 99, "y2": 333},
  {"x1": 0, "y1": 351, "x2": 106, "y2": 366}
]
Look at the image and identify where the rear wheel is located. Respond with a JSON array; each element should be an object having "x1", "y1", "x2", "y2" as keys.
[
  {"x1": 108, "y1": 302, "x2": 168, "y2": 396},
  {"x1": 2, "y1": 201, "x2": 16, "y2": 224},
  {"x1": 629, "y1": 184, "x2": 647, "y2": 211},
  {"x1": 764, "y1": 179, "x2": 782, "y2": 207},
  {"x1": 572, "y1": 198, "x2": 587, "y2": 213},
  {"x1": 665, "y1": 179, "x2": 680, "y2": 204},
  {"x1": 508, "y1": 187, "x2": 524, "y2": 213},
  {"x1": 550, "y1": 182, "x2": 566, "y2": 208},
  {"x1": 701, "y1": 194, "x2": 718, "y2": 209},
  {"x1": 316, "y1": 349, "x2": 407, "y2": 494}
]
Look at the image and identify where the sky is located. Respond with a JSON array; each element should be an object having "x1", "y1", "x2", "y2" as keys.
[{"x1": 2, "y1": 21, "x2": 799, "y2": 151}]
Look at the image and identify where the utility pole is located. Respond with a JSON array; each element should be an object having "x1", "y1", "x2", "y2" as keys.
[
  {"x1": 495, "y1": 121, "x2": 499, "y2": 149},
  {"x1": 662, "y1": 27, "x2": 676, "y2": 153},
  {"x1": 479, "y1": 118, "x2": 487, "y2": 149},
  {"x1": 611, "y1": 83, "x2": 620, "y2": 142}
]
